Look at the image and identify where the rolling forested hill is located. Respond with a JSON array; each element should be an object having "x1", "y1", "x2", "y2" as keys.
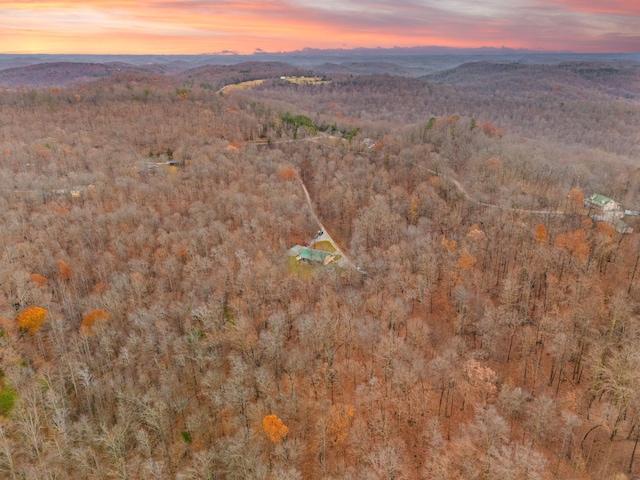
[
  {"x1": 424, "y1": 61, "x2": 640, "y2": 100},
  {"x1": 0, "y1": 56, "x2": 639, "y2": 479}
]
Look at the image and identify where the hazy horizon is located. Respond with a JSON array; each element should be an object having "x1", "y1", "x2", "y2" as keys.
[{"x1": 2, "y1": 49, "x2": 638, "y2": 79}]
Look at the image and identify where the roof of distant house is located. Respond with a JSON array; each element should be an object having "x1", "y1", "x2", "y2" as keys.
[
  {"x1": 288, "y1": 245, "x2": 334, "y2": 263},
  {"x1": 587, "y1": 194, "x2": 615, "y2": 207}
]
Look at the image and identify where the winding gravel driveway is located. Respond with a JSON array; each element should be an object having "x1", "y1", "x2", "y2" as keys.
[{"x1": 297, "y1": 177, "x2": 360, "y2": 270}]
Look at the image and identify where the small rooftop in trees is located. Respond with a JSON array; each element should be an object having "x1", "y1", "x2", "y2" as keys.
[
  {"x1": 586, "y1": 194, "x2": 631, "y2": 233},
  {"x1": 288, "y1": 245, "x2": 336, "y2": 265},
  {"x1": 586, "y1": 193, "x2": 618, "y2": 209}
]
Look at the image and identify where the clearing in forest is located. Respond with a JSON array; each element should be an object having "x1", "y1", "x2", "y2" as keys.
[
  {"x1": 221, "y1": 79, "x2": 266, "y2": 93},
  {"x1": 283, "y1": 76, "x2": 330, "y2": 85},
  {"x1": 310, "y1": 240, "x2": 336, "y2": 252}
]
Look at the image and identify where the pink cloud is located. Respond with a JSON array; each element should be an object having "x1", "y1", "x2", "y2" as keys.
[
  {"x1": 0, "y1": 0, "x2": 638, "y2": 54},
  {"x1": 541, "y1": 0, "x2": 640, "y2": 16}
]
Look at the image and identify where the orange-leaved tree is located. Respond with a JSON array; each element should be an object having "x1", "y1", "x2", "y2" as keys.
[
  {"x1": 534, "y1": 224, "x2": 548, "y2": 244},
  {"x1": 278, "y1": 167, "x2": 297, "y2": 181},
  {"x1": 458, "y1": 253, "x2": 478, "y2": 270},
  {"x1": 596, "y1": 221, "x2": 615, "y2": 239},
  {"x1": 407, "y1": 196, "x2": 419, "y2": 225},
  {"x1": 16, "y1": 307, "x2": 48, "y2": 334},
  {"x1": 57, "y1": 260, "x2": 73, "y2": 281},
  {"x1": 263, "y1": 414, "x2": 288, "y2": 443},
  {"x1": 30, "y1": 273, "x2": 47, "y2": 287},
  {"x1": 481, "y1": 121, "x2": 504, "y2": 138},
  {"x1": 567, "y1": 188, "x2": 584, "y2": 207},
  {"x1": 328, "y1": 403, "x2": 355, "y2": 446},
  {"x1": 554, "y1": 229, "x2": 590, "y2": 260},
  {"x1": 80, "y1": 309, "x2": 110, "y2": 335},
  {"x1": 441, "y1": 238, "x2": 458, "y2": 252}
]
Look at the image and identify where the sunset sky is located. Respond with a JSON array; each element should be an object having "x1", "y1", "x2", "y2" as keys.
[{"x1": 1, "y1": 0, "x2": 639, "y2": 55}]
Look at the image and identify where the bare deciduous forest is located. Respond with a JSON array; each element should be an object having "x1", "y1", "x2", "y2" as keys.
[{"x1": 1, "y1": 58, "x2": 640, "y2": 479}]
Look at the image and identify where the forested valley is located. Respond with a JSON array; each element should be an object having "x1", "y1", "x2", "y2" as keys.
[{"x1": 0, "y1": 58, "x2": 640, "y2": 479}]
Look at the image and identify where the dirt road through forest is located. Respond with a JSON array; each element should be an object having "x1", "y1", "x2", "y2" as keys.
[{"x1": 297, "y1": 177, "x2": 360, "y2": 271}]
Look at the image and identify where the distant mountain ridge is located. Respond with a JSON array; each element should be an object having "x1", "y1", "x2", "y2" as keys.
[
  {"x1": 285, "y1": 45, "x2": 545, "y2": 55},
  {"x1": 0, "y1": 49, "x2": 639, "y2": 89},
  {"x1": 0, "y1": 61, "x2": 167, "y2": 88},
  {"x1": 423, "y1": 61, "x2": 640, "y2": 100},
  {"x1": 1, "y1": 48, "x2": 638, "y2": 72}
]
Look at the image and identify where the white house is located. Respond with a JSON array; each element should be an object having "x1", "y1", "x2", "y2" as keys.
[{"x1": 585, "y1": 194, "x2": 623, "y2": 220}]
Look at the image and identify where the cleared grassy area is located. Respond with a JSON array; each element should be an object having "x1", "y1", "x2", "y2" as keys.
[
  {"x1": 288, "y1": 253, "x2": 342, "y2": 276},
  {"x1": 224, "y1": 78, "x2": 330, "y2": 94},
  {"x1": 0, "y1": 384, "x2": 17, "y2": 417},
  {"x1": 288, "y1": 256, "x2": 312, "y2": 278},
  {"x1": 312, "y1": 240, "x2": 336, "y2": 252},
  {"x1": 284, "y1": 77, "x2": 331, "y2": 85},
  {"x1": 223, "y1": 79, "x2": 266, "y2": 92}
]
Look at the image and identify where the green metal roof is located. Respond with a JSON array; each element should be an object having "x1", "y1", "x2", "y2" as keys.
[
  {"x1": 288, "y1": 245, "x2": 304, "y2": 256},
  {"x1": 587, "y1": 194, "x2": 614, "y2": 207},
  {"x1": 288, "y1": 245, "x2": 334, "y2": 263},
  {"x1": 298, "y1": 248, "x2": 333, "y2": 262}
]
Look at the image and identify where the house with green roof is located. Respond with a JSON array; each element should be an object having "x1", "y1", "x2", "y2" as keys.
[
  {"x1": 586, "y1": 194, "x2": 619, "y2": 212},
  {"x1": 586, "y1": 193, "x2": 632, "y2": 233},
  {"x1": 288, "y1": 245, "x2": 336, "y2": 265}
]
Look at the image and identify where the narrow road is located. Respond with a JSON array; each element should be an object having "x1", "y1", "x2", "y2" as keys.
[
  {"x1": 216, "y1": 77, "x2": 579, "y2": 218},
  {"x1": 426, "y1": 168, "x2": 569, "y2": 216},
  {"x1": 297, "y1": 176, "x2": 360, "y2": 271},
  {"x1": 217, "y1": 78, "x2": 569, "y2": 231},
  {"x1": 305, "y1": 140, "x2": 569, "y2": 217}
]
